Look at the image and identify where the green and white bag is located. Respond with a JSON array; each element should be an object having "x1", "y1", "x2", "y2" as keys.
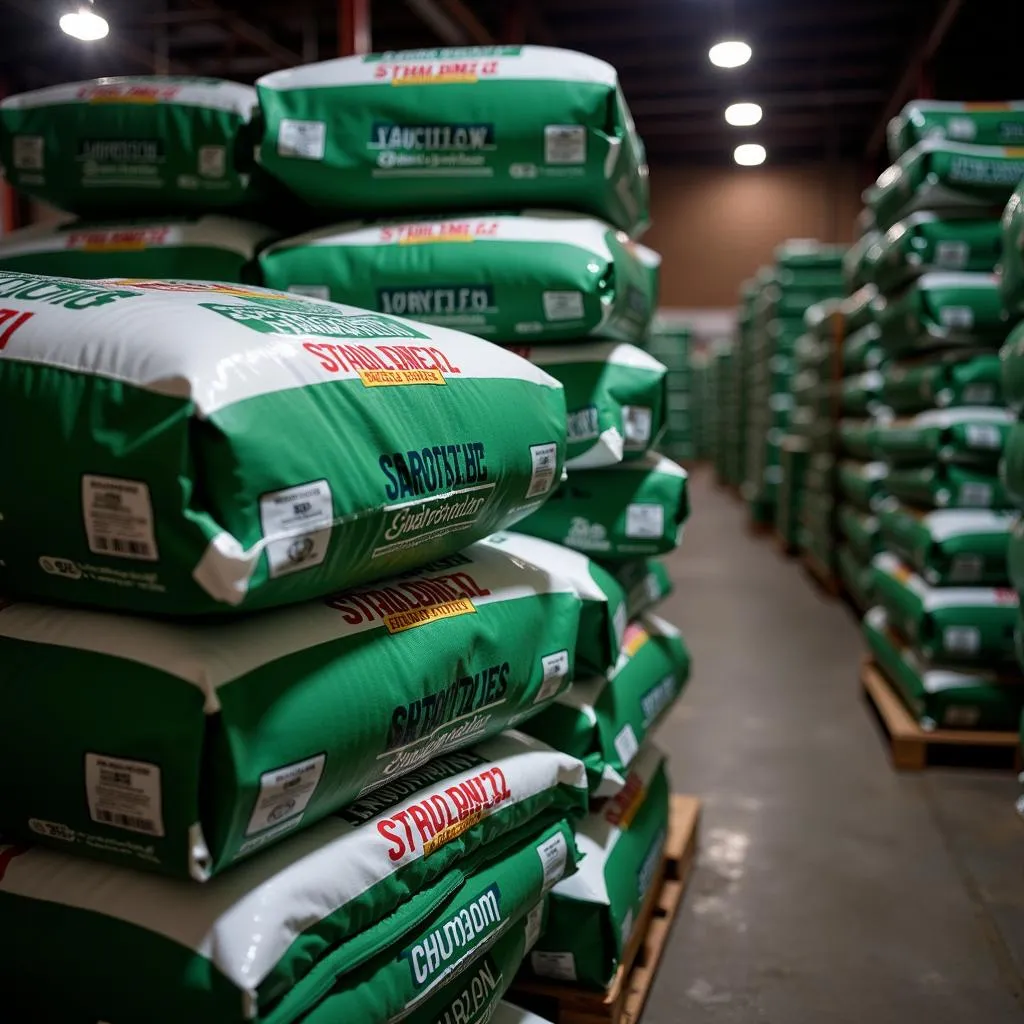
[
  {"x1": 864, "y1": 606, "x2": 1024, "y2": 731},
  {"x1": 841, "y1": 323, "x2": 884, "y2": 374},
  {"x1": 838, "y1": 460, "x2": 889, "y2": 512},
  {"x1": 0, "y1": 77, "x2": 260, "y2": 214},
  {"x1": 480, "y1": 531, "x2": 625, "y2": 673},
  {"x1": 256, "y1": 47, "x2": 649, "y2": 235},
  {"x1": 841, "y1": 370, "x2": 884, "y2": 415},
  {"x1": 999, "y1": 319, "x2": 1024, "y2": 415},
  {"x1": 878, "y1": 505, "x2": 1015, "y2": 586},
  {"x1": 611, "y1": 558, "x2": 673, "y2": 620},
  {"x1": 886, "y1": 464, "x2": 1010, "y2": 510},
  {"x1": 0, "y1": 215, "x2": 273, "y2": 283},
  {"x1": 258, "y1": 212, "x2": 658, "y2": 345},
  {"x1": 840, "y1": 284, "x2": 882, "y2": 336},
  {"x1": 0, "y1": 274, "x2": 566, "y2": 614},
  {"x1": 839, "y1": 418, "x2": 877, "y2": 459},
  {"x1": 872, "y1": 407, "x2": 1011, "y2": 468},
  {"x1": 871, "y1": 551, "x2": 1018, "y2": 664},
  {"x1": 865, "y1": 213, "x2": 1002, "y2": 294},
  {"x1": 880, "y1": 353, "x2": 1003, "y2": 414},
  {"x1": 0, "y1": 734, "x2": 585, "y2": 1024},
  {"x1": 516, "y1": 453, "x2": 688, "y2": 560},
  {"x1": 837, "y1": 544, "x2": 874, "y2": 610},
  {"x1": 527, "y1": 744, "x2": 669, "y2": 989},
  {"x1": 503, "y1": 342, "x2": 666, "y2": 468},
  {"x1": 520, "y1": 615, "x2": 688, "y2": 795},
  {"x1": 0, "y1": 544, "x2": 583, "y2": 879},
  {"x1": 866, "y1": 139, "x2": 1024, "y2": 230},
  {"x1": 837, "y1": 504, "x2": 881, "y2": 563},
  {"x1": 875, "y1": 272, "x2": 1007, "y2": 356},
  {"x1": 1000, "y1": 182, "x2": 1024, "y2": 319},
  {"x1": 887, "y1": 100, "x2": 1024, "y2": 161}
]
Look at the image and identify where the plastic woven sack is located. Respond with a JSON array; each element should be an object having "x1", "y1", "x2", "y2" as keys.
[
  {"x1": 871, "y1": 407, "x2": 1011, "y2": 468},
  {"x1": 839, "y1": 418, "x2": 877, "y2": 459},
  {"x1": 481, "y1": 531, "x2": 625, "y2": 673},
  {"x1": 0, "y1": 734, "x2": 586, "y2": 1023},
  {"x1": 838, "y1": 460, "x2": 888, "y2": 512},
  {"x1": 878, "y1": 505, "x2": 1015, "y2": 586},
  {"x1": 258, "y1": 212, "x2": 658, "y2": 345},
  {"x1": 503, "y1": 342, "x2": 667, "y2": 469},
  {"x1": 871, "y1": 551, "x2": 1017, "y2": 664},
  {"x1": 841, "y1": 323, "x2": 884, "y2": 374},
  {"x1": 516, "y1": 453, "x2": 688, "y2": 560},
  {"x1": 520, "y1": 615, "x2": 688, "y2": 795},
  {"x1": 866, "y1": 213, "x2": 1002, "y2": 294},
  {"x1": 865, "y1": 139, "x2": 1023, "y2": 230},
  {"x1": 886, "y1": 464, "x2": 1010, "y2": 510},
  {"x1": 256, "y1": 47, "x2": 649, "y2": 235},
  {"x1": 527, "y1": 745, "x2": 669, "y2": 989},
  {"x1": 1001, "y1": 182, "x2": 1024, "y2": 319},
  {"x1": 838, "y1": 504, "x2": 881, "y2": 563},
  {"x1": 880, "y1": 354, "x2": 1002, "y2": 414},
  {"x1": 999, "y1": 319, "x2": 1024, "y2": 415},
  {"x1": 611, "y1": 558, "x2": 673, "y2": 620},
  {"x1": 887, "y1": 100, "x2": 1024, "y2": 161},
  {"x1": 0, "y1": 77, "x2": 260, "y2": 214},
  {"x1": 0, "y1": 215, "x2": 273, "y2": 282},
  {"x1": 841, "y1": 370, "x2": 884, "y2": 415},
  {"x1": 875, "y1": 273, "x2": 1007, "y2": 357},
  {"x1": 0, "y1": 274, "x2": 566, "y2": 614},
  {"x1": 864, "y1": 606, "x2": 1024, "y2": 731}
]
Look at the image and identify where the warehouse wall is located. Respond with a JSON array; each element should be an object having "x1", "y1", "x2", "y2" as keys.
[{"x1": 646, "y1": 162, "x2": 866, "y2": 308}]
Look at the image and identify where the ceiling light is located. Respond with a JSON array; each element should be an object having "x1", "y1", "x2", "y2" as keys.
[
  {"x1": 725, "y1": 102, "x2": 762, "y2": 127},
  {"x1": 709, "y1": 40, "x2": 751, "y2": 69},
  {"x1": 734, "y1": 143, "x2": 766, "y2": 166},
  {"x1": 59, "y1": 5, "x2": 109, "y2": 41}
]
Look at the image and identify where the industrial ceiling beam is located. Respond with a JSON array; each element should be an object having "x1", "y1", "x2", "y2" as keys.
[
  {"x1": 865, "y1": 0, "x2": 964, "y2": 158},
  {"x1": 188, "y1": 0, "x2": 302, "y2": 67},
  {"x1": 405, "y1": 0, "x2": 494, "y2": 46}
]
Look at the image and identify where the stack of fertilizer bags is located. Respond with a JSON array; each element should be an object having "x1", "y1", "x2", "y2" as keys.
[
  {"x1": 741, "y1": 266, "x2": 777, "y2": 521},
  {"x1": 646, "y1": 318, "x2": 696, "y2": 463},
  {"x1": 0, "y1": 50, "x2": 690, "y2": 1024},
  {"x1": 712, "y1": 338, "x2": 736, "y2": 486},
  {"x1": 731, "y1": 278, "x2": 757, "y2": 490},
  {"x1": 690, "y1": 352, "x2": 713, "y2": 461},
  {"x1": 856, "y1": 99, "x2": 1024, "y2": 732}
]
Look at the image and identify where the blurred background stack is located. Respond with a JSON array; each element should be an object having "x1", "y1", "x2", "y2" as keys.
[{"x1": 646, "y1": 317, "x2": 695, "y2": 464}]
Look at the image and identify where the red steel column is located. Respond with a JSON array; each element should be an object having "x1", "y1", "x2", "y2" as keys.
[{"x1": 339, "y1": 0, "x2": 371, "y2": 56}]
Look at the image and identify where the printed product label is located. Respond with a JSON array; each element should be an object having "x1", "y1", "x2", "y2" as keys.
[
  {"x1": 962, "y1": 384, "x2": 996, "y2": 404},
  {"x1": 536, "y1": 650, "x2": 571, "y2": 703},
  {"x1": 622, "y1": 406, "x2": 653, "y2": 449},
  {"x1": 567, "y1": 406, "x2": 600, "y2": 441},
  {"x1": 544, "y1": 125, "x2": 586, "y2": 164},
  {"x1": 537, "y1": 831, "x2": 569, "y2": 891},
  {"x1": 526, "y1": 443, "x2": 558, "y2": 498},
  {"x1": 949, "y1": 554, "x2": 984, "y2": 583},
  {"x1": 278, "y1": 119, "x2": 327, "y2": 160},
  {"x1": 625, "y1": 503, "x2": 665, "y2": 539},
  {"x1": 935, "y1": 240, "x2": 970, "y2": 268},
  {"x1": 942, "y1": 625, "x2": 980, "y2": 655},
  {"x1": 641, "y1": 674, "x2": 677, "y2": 726},
  {"x1": 245, "y1": 753, "x2": 326, "y2": 836},
  {"x1": 938, "y1": 306, "x2": 974, "y2": 329},
  {"x1": 965, "y1": 423, "x2": 1002, "y2": 449},
  {"x1": 198, "y1": 145, "x2": 226, "y2": 178},
  {"x1": 81, "y1": 475, "x2": 159, "y2": 562},
  {"x1": 949, "y1": 155, "x2": 1024, "y2": 186},
  {"x1": 614, "y1": 723, "x2": 640, "y2": 767},
  {"x1": 943, "y1": 705, "x2": 982, "y2": 727},
  {"x1": 13, "y1": 136, "x2": 44, "y2": 170},
  {"x1": 960, "y1": 482, "x2": 993, "y2": 506},
  {"x1": 530, "y1": 950, "x2": 577, "y2": 981},
  {"x1": 379, "y1": 285, "x2": 494, "y2": 319},
  {"x1": 371, "y1": 123, "x2": 495, "y2": 150},
  {"x1": 259, "y1": 479, "x2": 333, "y2": 578},
  {"x1": 542, "y1": 291, "x2": 584, "y2": 321},
  {"x1": 84, "y1": 754, "x2": 165, "y2": 837}
]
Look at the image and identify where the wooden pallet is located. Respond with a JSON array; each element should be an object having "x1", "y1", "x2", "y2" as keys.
[
  {"x1": 860, "y1": 659, "x2": 1022, "y2": 771},
  {"x1": 511, "y1": 795, "x2": 701, "y2": 1024},
  {"x1": 801, "y1": 551, "x2": 840, "y2": 598}
]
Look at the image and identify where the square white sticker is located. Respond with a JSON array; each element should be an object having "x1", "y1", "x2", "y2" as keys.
[
  {"x1": 542, "y1": 290, "x2": 585, "y2": 321},
  {"x1": 939, "y1": 305, "x2": 974, "y2": 329},
  {"x1": 259, "y1": 479, "x2": 333, "y2": 579},
  {"x1": 198, "y1": 145, "x2": 226, "y2": 178},
  {"x1": 526, "y1": 442, "x2": 558, "y2": 498},
  {"x1": 959, "y1": 482, "x2": 992, "y2": 507},
  {"x1": 81, "y1": 475, "x2": 159, "y2": 561},
  {"x1": 536, "y1": 649, "x2": 570, "y2": 703},
  {"x1": 85, "y1": 754, "x2": 164, "y2": 837},
  {"x1": 965, "y1": 423, "x2": 1002, "y2": 449},
  {"x1": 626, "y1": 503, "x2": 665, "y2": 539},
  {"x1": 246, "y1": 754, "x2": 326, "y2": 836},
  {"x1": 935, "y1": 240, "x2": 970, "y2": 268},
  {"x1": 537, "y1": 830, "x2": 568, "y2": 891},
  {"x1": 13, "y1": 135, "x2": 43, "y2": 170},
  {"x1": 544, "y1": 124, "x2": 586, "y2": 164},
  {"x1": 622, "y1": 405, "x2": 653, "y2": 449},
  {"x1": 613, "y1": 723, "x2": 640, "y2": 769},
  {"x1": 943, "y1": 625, "x2": 980, "y2": 655},
  {"x1": 530, "y1": 950, "x2": 577, "y2": 981},
  {"x1": 278, "y1": 118, "x2": 327, "y2": 160}
]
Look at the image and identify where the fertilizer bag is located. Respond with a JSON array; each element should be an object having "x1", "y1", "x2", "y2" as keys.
[
  {"x1": 611, "y1": 558, "x2": 673, "y2": 620},
  {"x1": 888, "y1": 100, "x2": 1024, "y2": 161},
  {"x1": 0, "y1": 274, "x2": 566, "y2": 614},
  {"x1": 871, "y1": 407, "x2": 1011, "y2": 469}
]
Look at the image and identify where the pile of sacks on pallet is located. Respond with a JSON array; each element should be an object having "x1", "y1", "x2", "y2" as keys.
[
  {"x1": 851, "y1": 100, "x2": 1024, "y2": 734},
  {"x1": 710, "y1": 337, "x2": 738, "y2": 487},
  {"x1": 0, "y1": 50, "x2": 691, "y2": 1022},
  {"x1": 646, "y1": 318, "x2": 696, "y2": 465}
]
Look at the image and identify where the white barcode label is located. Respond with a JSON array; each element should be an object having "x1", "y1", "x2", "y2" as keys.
[
  {"x1": 82, "y1": 475, "x2": 159, "y2": 562},
  {"x1": 544, "y1": 124, "x2": 586, "y2": 164},
  {"x1": 536, "y1": 649, "x2": 570, "y2": 703},
  {"x1": 278, "y1": 118, "x2": 327, "y2": 160},
  {"x1": 531, "y1": 950, "x2": 577, "y2": 981},
  {"x1": 245, "y1": 753, "x2": 326, "y2": 836},
  {"x1": 626, "y1": 503, "x2": 665, "y2": 539},
  {"x1": 85, "y1": 754, "x2": 164, "y2": 837},
  {"x1": 542, "y1": 290, "x2": 585, "y2": 321},
  {"x1": 259, "y1": 479, "x2": 333, "y2": 579},
  {"x1": 965, "y1": 423, "x2": 1002, "y2": 449},
  {"x1": 645, "y1": 572, "x2": 662, "y2": 602},
  {"x1": 943, "y1": 625, "x2": 980, "y2": 655},
  {"x1": 198, "y1": 144, "x2": 226, "y2": 178},
  {"x1": 614, "y1": 723, "x2": 640, "y2": 768},
  {"x1": 537, "y1": 830, "x2": 569, "y2": 891},
  {"x1": 939, "y1": 305, "x2": 974, "y2": 329},
  {"x1": 935, "y1": 240, "x2": 970, "y2": 268},
  {"x1": 527, "y1": 442, "x2": 558, "y2": 498},
  {"x1": 622, "y1": 406, "x2": 653, "y2": 449},
  {"x1": 959, "y1": 482, "x2": 993, "y2": 507}
]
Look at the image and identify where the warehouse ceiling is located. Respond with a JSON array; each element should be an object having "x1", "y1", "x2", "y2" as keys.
[{"x1": 0, "y1": 0, "x2": 1018, "y2": 168}]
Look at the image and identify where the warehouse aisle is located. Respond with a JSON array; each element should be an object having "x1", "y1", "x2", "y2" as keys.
[{"x1": 645, "y1": 467, "x2": 1024, "y2": 1023}]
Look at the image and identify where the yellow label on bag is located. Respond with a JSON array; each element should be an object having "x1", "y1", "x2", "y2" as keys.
[
  {"x1": 385, "y1": 597, "x2": 476, "y2": 633},
  {"x1": 358, "y1": 368, "x2": 446, "y2": 387}
]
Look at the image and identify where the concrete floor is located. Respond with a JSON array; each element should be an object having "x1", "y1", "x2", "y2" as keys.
[{"x1": 645, "y1": 466, "x2": 1024, "y2": 1023}]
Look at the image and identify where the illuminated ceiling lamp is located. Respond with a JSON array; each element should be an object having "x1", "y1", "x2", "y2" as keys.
[
  {"x1": 734, "y1": 143, "x2": 767, "y2": 166},
  {"x1": 725, "y1": 102, "x2": 762, "y2": 127},
  {"x1": 60, "y1": 2, "x2": 109, "y2": 41},
  {"x1": 709, "y1": 40, "x2": 751, "y2": 69}
]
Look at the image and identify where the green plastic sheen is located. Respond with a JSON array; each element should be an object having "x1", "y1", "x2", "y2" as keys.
[
  {"x1": 871, "y1": 408, "x2": 1011, "y2": 469},
  {"x1": 885, "y1": 464, "x2": 1011, "y2": 510},
  {"x1": 999, "y1": 320, "x2": 1024, "y2": 415},
  {"x1": 610, "y1": 558, "x2": 673, "y2": 620},
  {"x1": 0, "y1": 274, "x2": 567, "y2": 614},
  {"x1": 838, "y1": 505, "x2": 881, "y2": 563},
  {"x1": 1001, "y1": 185, "x2": 1024, "y2": 319},
  {"x1": 838, "y1": 545, "x2": 874, "y2": 610},
  {"x1": 871, "y1": 552, "x2": 1018, "y2": 665},
  {"x1": 0, "y1": 76, "x2": 260, "y2": 214},
  {"x1": 878, "y1": 505, "x2": 1015, "y2": 586},
  {"x1": 520, "y1": 615, "x2": 688, "y2": 795},
  {"x1": 864, "y1": 606, "x2": 1024, "y2": 731},
  {"x1": 839, "y1": 419, "x2": 877, "y2": 459},
  {"x1": 0, "y1": 543, "x2": 583, "y2": 878},
  {"x1": 516, "y1": 453, "x2": 688, "y2": 560},
  {"x1": 527, "y1": 746, "x2": 669, "y2": 989},
  {"x1": 0, "y1": 739, "x2": 585, "y2": 1023},
  {"x1": 887, "y1": 100, "x2": 1024, "y2": 162},
  {"x1": 258, "y1": 212, "x2": 658, "y2": 345},
  {"x1": 0, "y1": 215, "x2": 273, "y2": 283},
  {"x1": 256, "y1": 47, "x2": 649, "y2": 236},
  {"x1": 880, "y1": 354, "x2": 1003, "y2": 414},
  {"x1": 837, "y1": 460, "x2": 888, "y2": 513}
]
